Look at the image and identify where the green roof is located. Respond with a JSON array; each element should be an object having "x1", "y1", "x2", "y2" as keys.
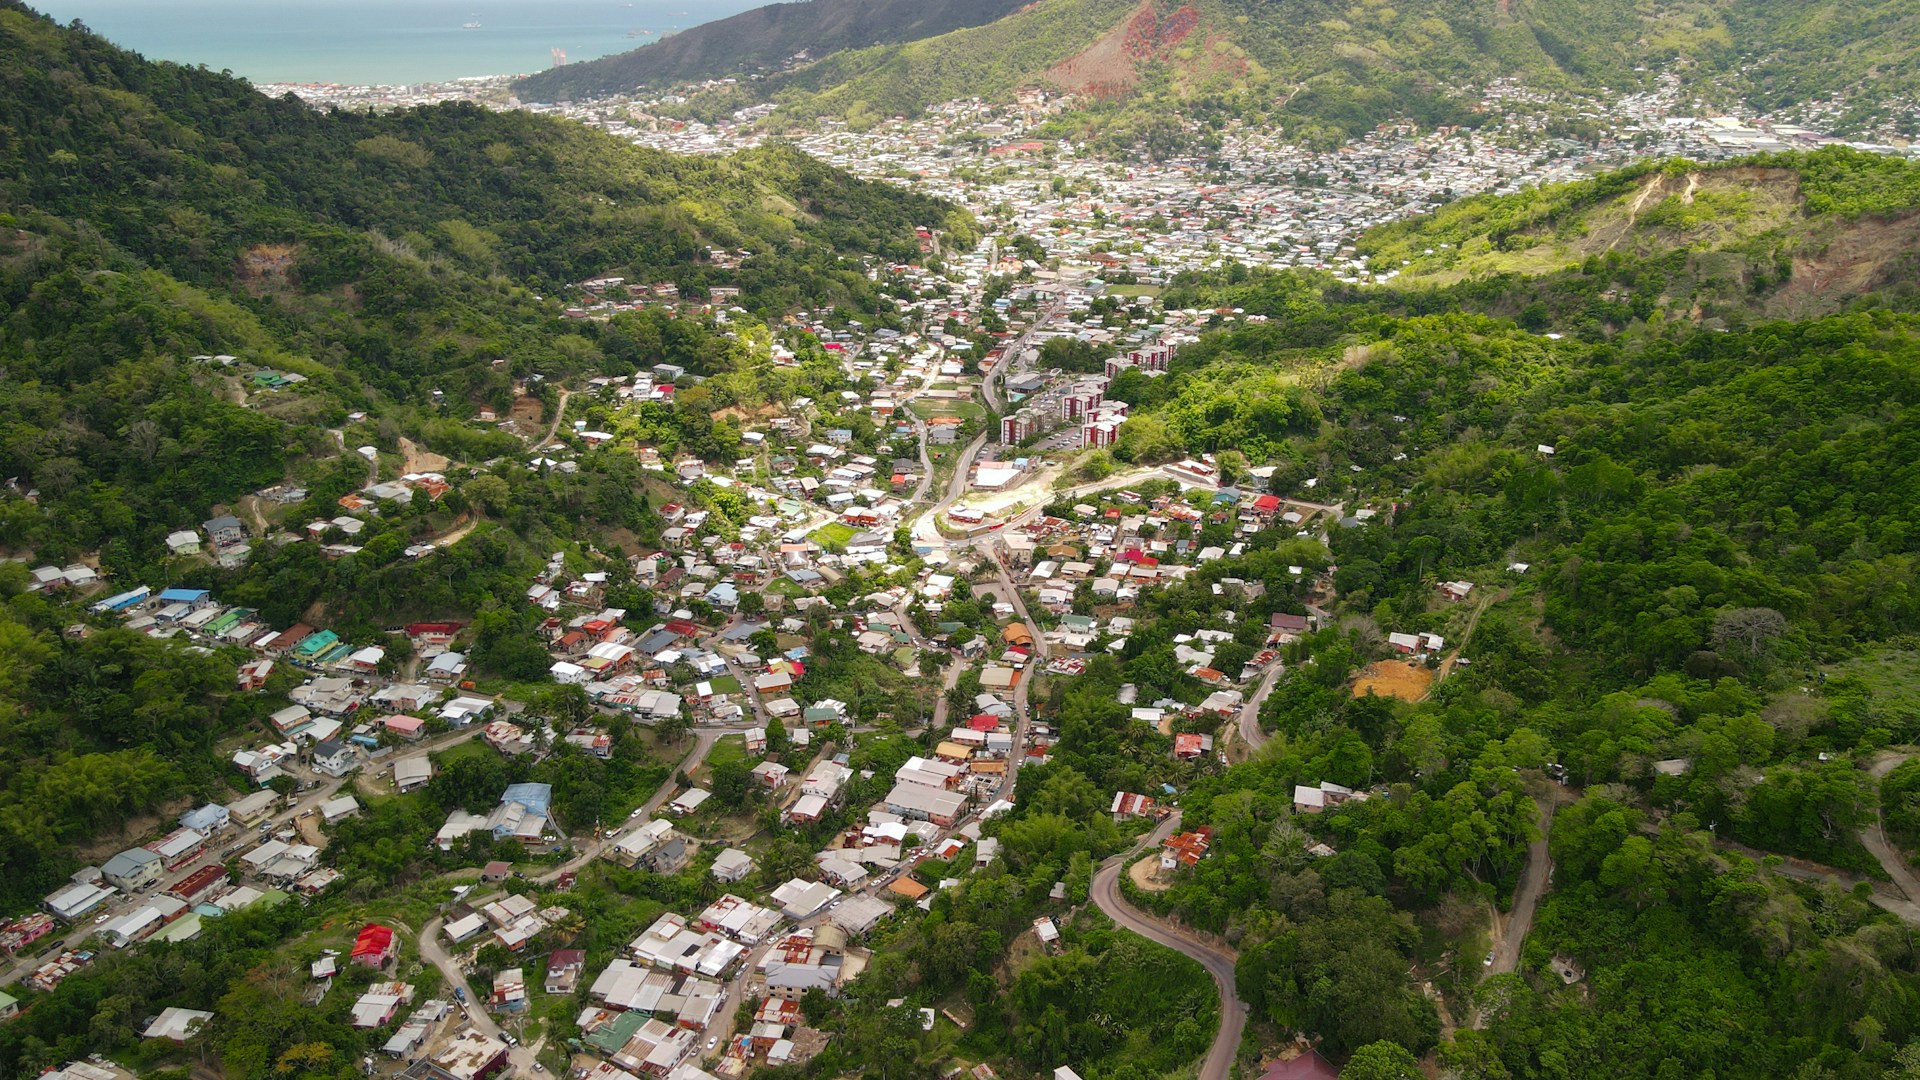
[
  {"x1": 583, "y1": 1008, "x2": 650, "y2": 1053},
  {"x1": 293, "y1": 629, "x2": 339, "y2": 657}
]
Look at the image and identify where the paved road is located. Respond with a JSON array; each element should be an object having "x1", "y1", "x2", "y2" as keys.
[
  {"x1": 1089, "y1": 813, "x2": 1245, "y2": 1080},
  {"x1": 1237, "y1": 662, "x2": 1286, "y2": 753}
]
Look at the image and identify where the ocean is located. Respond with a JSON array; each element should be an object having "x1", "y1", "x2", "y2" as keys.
[{"x1": 29, "y1": 0, "x2": 763, "y2": 85}]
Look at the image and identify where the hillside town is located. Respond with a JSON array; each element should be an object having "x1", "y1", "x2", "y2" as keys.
[{"x1": 11, "y1": 9, "x2": 1920, "y2": 1080}]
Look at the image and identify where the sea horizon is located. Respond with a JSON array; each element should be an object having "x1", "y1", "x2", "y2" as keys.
[{"x1": 29, "y1": 0, "x2": 762, "y2": 86}]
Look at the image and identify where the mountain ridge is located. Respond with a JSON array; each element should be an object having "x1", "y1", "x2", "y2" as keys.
[
  {"x1": 513, "y1": 0, "x2": 1034, "y2": 102},
  {"x1": 526, "y1": 0, "x2": 1920, "y2": 153}
]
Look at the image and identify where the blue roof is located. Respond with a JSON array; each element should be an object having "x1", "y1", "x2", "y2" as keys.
[
  {"x1": 95, "y1": 587, "x2": 149, "y2": 611},
  {"x1": 784, "y1": 646, "x2": 810, "y2": 661},
  {"x1": 500, "y1": 783, "x2": 553, "y2": 815},
  {"x1": 157, "y1": 587, "x2": 210, "y2": 603},
  {"x1": 180, "y1": 804, "x2": 228, "y2": 832}
]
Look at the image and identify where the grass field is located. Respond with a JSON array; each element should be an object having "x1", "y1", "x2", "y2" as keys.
[
  {"x1": 433, "y1": 739, "x2": 495, "y2": 767},
  {"x1": 703, "y1": 735, "x2": 749, "y2": 776},
  {"x1": 709, "y1": 674, "x2": 742, "y2": 694},
  {"x1": 809, "y1": 522, "x2": 857, "y2": 551},
  {"x1": 1106, "y1": 285, "x2": 1164, "y2": 298},
  {"x1": 909, "y1": 399, "x2": 986, "y2": 420}
]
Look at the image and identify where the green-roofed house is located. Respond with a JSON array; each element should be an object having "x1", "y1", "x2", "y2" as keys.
[
  {"x1": 293, "y1": 629, "x2": 339, "y2": 660},
  {"x1": 583, "y1": 1007, "x2": 649, "y2": 1054}
]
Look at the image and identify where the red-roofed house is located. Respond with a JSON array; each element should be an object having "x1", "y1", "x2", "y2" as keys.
[
  {"x1": 1161, "y1": 827, "x2": 1214, "y2": 871},
  {"x1": 1173, "y1": 733, "x2": 1215, "y2": 760},
  {"x1": 967, "y1": 714, "x2": 1002, "y2": 732},
  {"x1": 351, "y1": 924, "x2": 396, "y2": 968}
]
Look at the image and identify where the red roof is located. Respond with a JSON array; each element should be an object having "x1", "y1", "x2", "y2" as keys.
[
  {"x1": 1252, "y1": 494, "x2": 1282, "y2": 512},
  {"x1": 351, "y1": 924, "x2": 394, "y2": 959},
  {"x1": 968, "y1": 714, "x2": 1001, "y2": 732},
  {"x1": 664, "y1": 619, "x2": 699, "y2": 637}
]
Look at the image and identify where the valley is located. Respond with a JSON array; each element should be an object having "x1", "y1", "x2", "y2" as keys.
[{"x1": 4, "y1": 2, "x2": 1920, "y2": 1080}]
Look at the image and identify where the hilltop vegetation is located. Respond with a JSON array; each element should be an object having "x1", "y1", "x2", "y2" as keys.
[
  {"x1": 591, "y1": 0, "x2": 1920, "y2": 153},
  {"x1": 514, "y1": 0, "x2": 1031, "y2": 102},
  {"x1": 1336, "y1": 149, "x2": 1920, "y2": 334}
]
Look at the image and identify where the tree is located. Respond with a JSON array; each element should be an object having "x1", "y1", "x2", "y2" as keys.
[
  {"x1": 1341, "y1": 1041, "x2": 1423, "y2": 1080},
  {"x1": 463, "y1": 474, "x2": 511, "y2": 516},
  {"x1": 1711, "y1": 607, "x2": 1787, "y2": 660},
  {"x1": 711, "y1": 759, "x2": 751, "y2": 807}
]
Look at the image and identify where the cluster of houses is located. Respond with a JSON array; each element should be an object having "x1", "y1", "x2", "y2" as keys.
[{"x1": 35, "y1": 796, "x2": 337, "y2": 969}]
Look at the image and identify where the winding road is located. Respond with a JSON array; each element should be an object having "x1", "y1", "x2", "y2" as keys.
[
  {"x1": 1861, "y1": 752, "x2": 1920, "y2": 921},
  {"x1": 1237, "y1": 662, "x2": 1287, "y2": 754},
  {"x1": 1089, "y1": 813, "x2": 1246, "y2": 1080}
]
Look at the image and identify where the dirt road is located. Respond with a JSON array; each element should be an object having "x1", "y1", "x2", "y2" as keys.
[
  {"x1": 1483, "y1": 794, "x2": 1558, "y2": 983},
  {"x1": 1862, "y1": 752, "x2": 1920, "y2": 917}
]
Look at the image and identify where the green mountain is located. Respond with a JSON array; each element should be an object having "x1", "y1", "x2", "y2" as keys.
[
  {"x1": 1083, "y1": 152, "x2": 1920, "y2": 1077},
  {"x1": 1356, "y1": 149, "x2": 1920, "y2": 322},
  {"x1": 513, "y1": 0, "x2": 1032, "y2": 102},
  {"x1": 647, "y1": 0, "x2": 1920, "y2": 148},
  {"x1": 0, "y1": 0, "x2": 967, "y2": 554}
]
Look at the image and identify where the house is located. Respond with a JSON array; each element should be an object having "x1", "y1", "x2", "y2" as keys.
[
  {"x1": 884, "y1": 782, "x2": 966, "y2": 827},
  {"x1": 351, "y1": 923, "x2": 397, "y2": 968},
  {"x1": 426, "y1": 651, "x2": 470, "y2": 684},
  {"x1": 142, "y1": 1007, "x2": 213, "y2": 1042},
  {"x1": 428, "y1": 1028, "x2": 510, "y2": 1080},
  {"x1": 180, "y1": 803, "x2": 231, "y2": 834},
  {"x1": 1160, "y1": 828, "x2": 1213, "y2": 872},
  {"x1": 711, "y1": 848, "x2": 754, "y2": 883},
  {"x1": 101, "y1": 848, "x2": 163, "y2": 892},
  {"x1": 770, "y1": 879, "x2": 839, "y2": 921},
  {"x1": 311, "y1": 739, "x2": 358, "y2": 778},
  {"x1": 669, "y1": 788, "x2": 712, "y2": 816},
  {"x1": 545, "y1": 949, "x2": 586, "y2": 995},
  {"x1": 236, "y1": 657, "x2": 274, "y2": 691},
  {"x1": 1109, "y1": 792, "x2": 1156, "y2": 820},
  {"x1": 1173, "y1": 733, "x2": 1215, "y2": 760},
  {"x1": 321, "y1": 795, "x2": 362, "y2": 824},
  {"x1": 492, "y1": 968, "x2": 528, "y2": 1012},
  {"x1": 226, "y1": 789, "x2": 278, "y2": 826},
  {"x1": 394, "y1": 756, "x2": 433, "y2": 793}
]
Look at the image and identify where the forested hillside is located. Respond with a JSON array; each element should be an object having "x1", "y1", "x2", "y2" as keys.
[
  {"x1": 0, "y1": 0, "x2": 969, "y2": 573},
  {"x1": 623, "y1": 0, "x2": 1920, "y2": 150},
  {"x1": 1028, "y1": 149, "x2": 1920, "y2": 1077},
  {"x1": 513, "y1": 0, "x2": 1031, "y2": 102}
]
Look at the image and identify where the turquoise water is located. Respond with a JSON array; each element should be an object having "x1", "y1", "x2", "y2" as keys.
[{"x1": 30, "y1": 0, "x2": 761, "y2": 84}]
